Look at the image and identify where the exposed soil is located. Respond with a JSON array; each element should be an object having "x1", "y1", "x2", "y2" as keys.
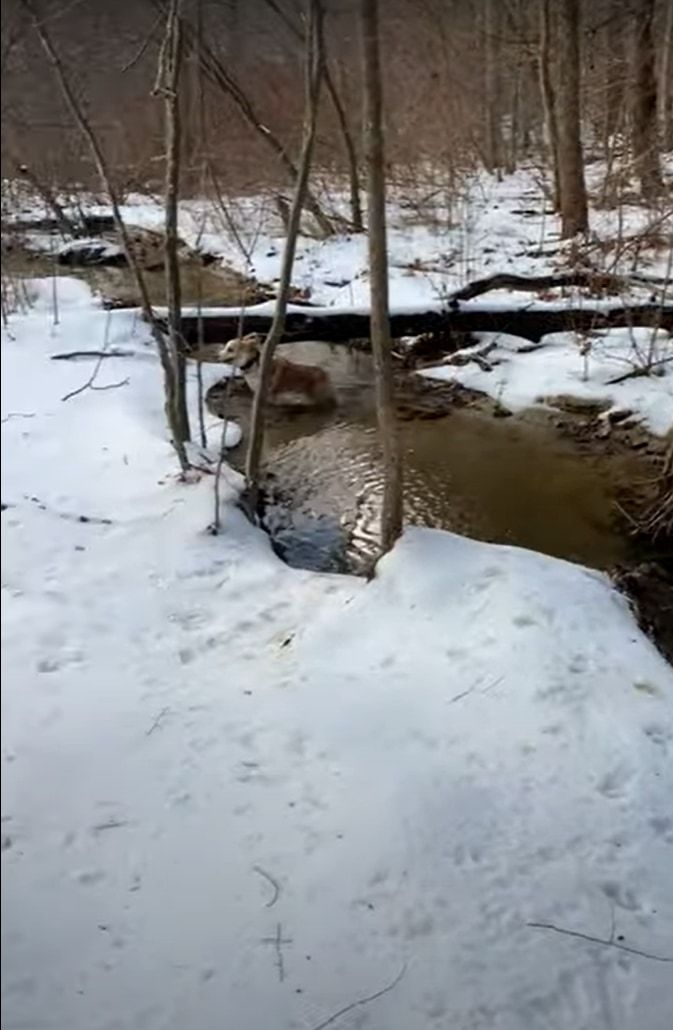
[
  {"x1": 614, "y1": 562, "x2": 673, "y2": 666},
  {"x1": 1, "y1": 233, "x2": 269, "y2": 308}
]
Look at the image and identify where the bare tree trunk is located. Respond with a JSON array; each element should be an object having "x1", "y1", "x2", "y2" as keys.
[
  {"x1": 155, "y1": 0, "x2": 190, "y2": 443},
  {"x1": 507, "y1": 55, "x2": 522, "y2": 174},
  {"x1": 360, "y1": 0, "x2": 403, "y2": 555},
  {"x1": 538, "y1": 0, "x2": 561, "y2": 210},
  {"x1": 244, "y1": 0, "x2": 325, "y2": 504},
  {"x1": 261, "y1": 0, "x2": 363, "y2": 231},
  {"x1": 484, "y1": 0, "x2": 503, "y2": 177},
  {"x1": 631, "y1": 0, "x2": 662, "y2": 198},
  {"x1": 660, "y1": 0, "x2": 673, "y2": 150},
  {"x1": 555, "y1": 0, "x2": 588, "y2": 237},
  {"x1": 603, "y1": 1, "x2": 626, "y2": 147},
  {"x1": 22, "y1": 0, "x2": 189, "y2": 472}
]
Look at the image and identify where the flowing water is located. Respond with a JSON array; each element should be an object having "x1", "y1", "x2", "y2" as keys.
[
  {"x1": 212, "y1": 341, "x2": 642, "y2": 575},
  {"x1": 0, "y1": 257, "x2": 653, "y2": 576}
]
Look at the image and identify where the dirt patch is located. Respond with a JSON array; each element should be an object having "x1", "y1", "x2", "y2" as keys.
[
  {"x1": 614, "y1": 562, "x2": 673, "y2": 667},
  {"x1": 1, "y1": 235, "x2": 269, "y2": 309},
  {"x1": 393, "y1": 374, "x2": 485, "y2": 420}
]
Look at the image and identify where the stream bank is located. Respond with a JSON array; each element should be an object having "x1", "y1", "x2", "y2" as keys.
[{"x1": 204, "y1": 341, "x2": 672, "y2": 661}]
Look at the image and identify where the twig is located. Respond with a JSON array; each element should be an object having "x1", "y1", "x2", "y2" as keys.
[
  {"x1": 91, "y1": 818, "x2": 128, "y2": 834},
  {"x1": 260, "y1": 922, "x2": 292, "y2": 983},
  {"x1": 61, "y1": 310, "x2": 115, "y2": 401},
  {"x1": 309, "y1": 962, "x2": 408, "y2": 1030},
  {"x1": 613, "y1": 498, "x2": 640, "y2": 528},
  {"x1": 449, "y1": 675, "x2": 503, "y2": 704},
  {"x1": 449, "y1": 684, "x2": 479, "y2": 704},
  {"x1": 252, "y1": 865, "x2": 281, "y2": 908},
  {"x1": 527, "y1": 921, "x2": 673, "y2": 962},
  {"x1": 1, "y1": 412, "x2": 35, "y2": 423},
  {"x1": 274, "y1": 923, "x2": 286, "y2": 981},
  {"x1": 605, "y1": 356, "x2": 672, "y2": 385},
  {"x1": 61, "y1": 356, "x2": 105, "y2": 401},
  {"x1": 51, "y1": 349, "x2": 135, "y2": 361},
  {"x1": 22, "y1": 493, "x2": 113, "y2": 524},
  {"x1": 145, "y1": 706, "x2": 170, "y2": 736},
  {"x1": 90, "y1": 378, "x2": 130, "y2": 393},
  {"x1": 195, "y1": 212, "x2": 208, "y2": 448},
  {"x1": 120, "y1": 10, "x2": 163, "y2": 73}
]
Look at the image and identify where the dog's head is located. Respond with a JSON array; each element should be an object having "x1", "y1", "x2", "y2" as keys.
[{"x1": 220, "y1": 333, "x2": 262, "y2": 369}]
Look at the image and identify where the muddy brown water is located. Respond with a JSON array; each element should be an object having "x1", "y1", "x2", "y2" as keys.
[
  {"x1": 1, "y1": 246, "x2": 259, "y2": 308},
  {"x1": 209, "y1": 341, "x2": 645, "y2": 575}
]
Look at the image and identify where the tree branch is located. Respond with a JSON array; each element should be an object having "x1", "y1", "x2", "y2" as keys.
[
  {"x1": 527, "y1": 921, "x2": 673, "y2": 963},
  {"x1": 309, "y1": 963, "x2": 407, "y2": 1030}
]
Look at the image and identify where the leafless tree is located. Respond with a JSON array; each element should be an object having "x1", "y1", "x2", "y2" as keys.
[
  {"x1": 20, "y1": 0, "x2": 190, "y2": 472},
  {"x1": 538, "y1": 0, "x2": 561, "y2": 209},
  {"x1": 153, "y1": 0, "x2": 190, "y2": 443},
  {"x1": 244, "y1": 0, "x2": 325, "y2": 506},
  {"x1": 484, "y1": 0, "x2": 503, "y2": 178},
  {"x1": 360, "y1": 0, "x2": 403, "y2": 554},
  {"x1": 631, "y1": 0, "x2": 662, "y2": 198},
  {"x1": 151, "y1": 0, "x2": 337, "y2": 238},
  {"x1": 555, "y1": 0, "x2": 588, "y2": 237}
]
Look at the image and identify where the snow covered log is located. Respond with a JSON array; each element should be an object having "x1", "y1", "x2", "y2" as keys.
[{"x1": 174, "y1": 300, "x2": 673, "y2": 348}]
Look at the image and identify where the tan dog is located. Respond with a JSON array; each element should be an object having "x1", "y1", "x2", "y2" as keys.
[{"x1": 221, "y1": 333, "x2": 336, "y2": 410}]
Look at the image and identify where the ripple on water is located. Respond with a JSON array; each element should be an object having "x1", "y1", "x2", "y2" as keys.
[{"x1": 220, "y1": 343, "x2": 639, "y2": 576}]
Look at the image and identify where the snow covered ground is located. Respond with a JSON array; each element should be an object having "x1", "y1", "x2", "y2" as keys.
[
  {"x1": 3, "y1": 282, "x2": 673, "y2": 1029},
  {"x1": 6, "y1": 163, "x2": 672, "y2": 310},
  {"x1": 6, "y1": 165, "x2": 670, "y2": 441},
  {"x1": 421, "y1": 327, "x2": 673, "y2": 436}
]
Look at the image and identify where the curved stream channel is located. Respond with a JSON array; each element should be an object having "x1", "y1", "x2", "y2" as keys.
[
  {"x1": 2, "y1": 248, "x2": 652, "y2": 576},
  {"x1": 211, "y1": 341, "x2": 644, "y2": 575}
]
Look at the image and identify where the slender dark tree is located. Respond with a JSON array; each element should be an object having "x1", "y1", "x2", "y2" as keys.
[
  {"x1": 245, "y1": 0, "x2": 325, "y2": 504},
  {"x1": 555, "y1": 0, "x2": 588, "y2": 237},
  {"x1": 360, "y1": 0, "x2": 403, "y2": 554},
  {"x1": 631, "y1": 0, "x2": 662, "y2": 198}
]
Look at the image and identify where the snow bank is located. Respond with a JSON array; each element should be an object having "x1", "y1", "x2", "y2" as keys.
[
  {"x1": 9, "y1": 164, "x2": 671, "y2": 309},
  {"x1": 2, "y1": 282, "x2": 673, "y2": 1030},
  {"x1": 20, "y1": 275, "x2": 96, "y2": 311},
  {"x1": 421, "y1": 327, "x2": 673, "y2": 435}
]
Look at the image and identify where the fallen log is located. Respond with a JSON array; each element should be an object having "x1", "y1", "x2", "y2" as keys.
[
  {"x1": 446, "y1": 270, "x2": 662, "y2": 303},
  {"x1": 172, "y1": 299, "x2": 673, "y2": 348}
]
